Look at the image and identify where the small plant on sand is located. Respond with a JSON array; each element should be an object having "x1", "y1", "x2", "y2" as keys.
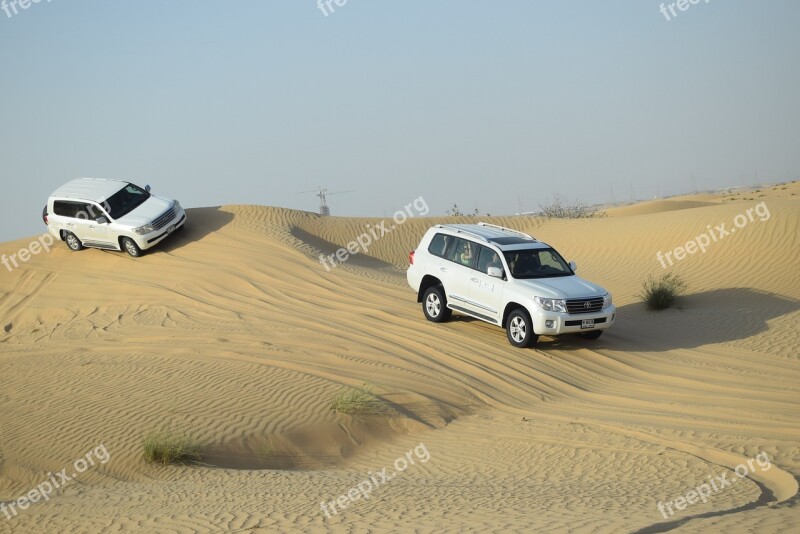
[
  {"x1": 143, "y1": 428, "x2": 201, "y2": 465},
  {"x1": 639, "y1": 273, "x2": 687, "y2": 310},
  {"x1": 330, "y1": 383, "x2": 390, "y2": 415},
  {"x1": 537, "y1": 194, "x2": 605, "y2": 219}
]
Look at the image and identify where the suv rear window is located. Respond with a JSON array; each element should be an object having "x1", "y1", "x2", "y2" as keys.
[
  {"x1": 53, "y1": 201, "x2": 95, "y2": 219},
  {"x1": 428, "y1": 233, "x2": 454, "y2": 258}
]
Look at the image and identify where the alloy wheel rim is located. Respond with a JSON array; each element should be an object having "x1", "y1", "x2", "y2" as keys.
[
  {"x1": 510, "y1": 316, "x2": 526, "y2": 342},
  {"x1": 426, "y1": 294, "x2": 441, "y2": 317}
]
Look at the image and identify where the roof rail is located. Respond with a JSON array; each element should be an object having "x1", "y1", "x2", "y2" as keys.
[
  {"x1": 477, "y1": 222, "x2": 535, "y2": 240},
  {"x1": 435, "y1": 224, "x2": 489, "y2": 243}
]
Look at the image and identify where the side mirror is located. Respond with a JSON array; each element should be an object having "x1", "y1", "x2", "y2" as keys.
[
  {"x1": 145, "y1": 184, "x2": 151, "y2": 192},
  {"x1": 487, "y1": 266, "x2": 504, "y2": 278},
  {"x1": 569, "y1": 261, "x2": 577, "y2": 272},
  {"x1": 96, "y1": 216, "x2": 109, "y2": 224}
]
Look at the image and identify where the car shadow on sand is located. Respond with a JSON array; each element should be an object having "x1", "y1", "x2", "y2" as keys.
[
  {"x1": 155, "y1": 206, "x2": 234, "y2": 254},
  {"x1": 537, "y1": 288, "x2": 799, "y2": 352}
]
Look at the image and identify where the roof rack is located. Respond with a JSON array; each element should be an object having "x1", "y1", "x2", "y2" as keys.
[
  {"x1": 434, "y1": 224, "x2": 489, "y2": 242},
  {"x1": 477, "y1": 222, "x2": 535, "y2": 240}
]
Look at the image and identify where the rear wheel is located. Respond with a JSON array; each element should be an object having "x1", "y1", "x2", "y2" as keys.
[
  {"x1": 506, "y1": 309, "x2": 538, "y2": 348},
  {"x1": 579, "y1": 330, "x2": 603, "y2": 340},
  {"x1": 64, "y1": 232, "x2": 83, "y2": 251},
  {"x1": 121, "y1": 237, "x2": 142, "y2": 258},
  {"x1": 422, "y1": 286, "x2": 452, "y2": 323}
]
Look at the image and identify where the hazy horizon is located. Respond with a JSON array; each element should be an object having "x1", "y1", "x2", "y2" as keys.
[{"x1": 1, "y1": 0, "x2": 798, "y2": 242}]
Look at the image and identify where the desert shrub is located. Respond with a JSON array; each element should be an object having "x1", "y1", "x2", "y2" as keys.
[
  {"x1": 639, "y1": 273, "x2": 687, "y2": 310},
  {"x1": 537, "y1": 194, "x2": 605, "y2": 219},
  {"x1": 330, "y1": 383, "x2": 390, "y2": 415},
  {"x1": 143, "y1": 429, "x2": 201, "y2": 465}
]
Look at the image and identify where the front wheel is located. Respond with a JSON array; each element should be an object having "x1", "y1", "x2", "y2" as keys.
[
  {"x1": 121, "y1": 237, "x2": 143, "y2": 258},
  {"x1": 506, "y1": 309, "x2": 538, "y2": 348},
  {"x1": 578, "y1": 330, "x2": 603, "y2": 340},
  {"x1": 422, "y1": 286, "x2": 452, "y2": 323}
]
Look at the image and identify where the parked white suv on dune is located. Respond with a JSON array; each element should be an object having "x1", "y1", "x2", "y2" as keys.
[
  {"x1": 43, "y1": 178, "x2": 186, "y2": 257},
  {"x1": 407, "y1": 223, "x2": 616, "y2": 347}
]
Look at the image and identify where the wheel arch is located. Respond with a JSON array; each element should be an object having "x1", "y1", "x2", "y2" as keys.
[
  {"x1": 417, "y1": 275, "x2": 443, "y2": 303},
  {"x1": 502, "y1": 302, "x2": 530, "y2": 328}
]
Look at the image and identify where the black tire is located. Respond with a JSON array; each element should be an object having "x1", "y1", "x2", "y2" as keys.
[
  {"x1": 42, "y1": 205, "x2": 48, "y2": 225},
  {"x1": 579, "y1": 330, "x2": 603, "y2": 340},
  {"x1": 121, "y1": 237, "x2": 143, "y2": 258},
  {"x1": 422, "y1": 286, "x2": 452, "y2": 323},
  {"x1": 64, "y1": 231, "x2": 83, "y2": 251},
  {"x1": 506, "y1": 309, "x2": 538, "y2": 348}
]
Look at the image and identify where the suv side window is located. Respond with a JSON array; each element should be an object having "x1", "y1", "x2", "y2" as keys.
[
  {"x1": 428, "y1": 233, "x2": 454, "y2": 258},
  {"x1": 476, "y1": 246, "x2": 503, "y2": 274},
  {"x1": 448, "y1": 238, "x2": 477, "y2": 268},
  {"x1": 53, "y1": 201, "x2": 95, "y2": 219}
]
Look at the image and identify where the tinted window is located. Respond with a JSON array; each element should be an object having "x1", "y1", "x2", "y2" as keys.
[
  {"x1": 428, "y1": 233, "x2": 454, "y2": 258},
  {"x1": 53, "y1": 201, "x2": 74, "y2": 217},
  {"x1": 105, "y1": 183, "x2": 151, "y2": 219},
  {"x1": 476, "y1": 246, "x2": 503, "y2": 274},
  {"x1": 503, "y1": 248, "x2": 572, "y2": 279},
  {"x1": 448, "y1": 238, "x2": 477, "y2": 268},
  {"x1": 53, "y1": 201, "x2": 93, "y2": 219}
]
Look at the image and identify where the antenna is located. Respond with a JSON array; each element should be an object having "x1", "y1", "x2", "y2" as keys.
[{"x1": 295, "y1": 187, "x2": 354, "y2": 216}]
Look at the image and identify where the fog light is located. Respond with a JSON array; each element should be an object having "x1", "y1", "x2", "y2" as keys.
[{"x1": 545, "y1": 320, "x2": 555, "y2": 328}]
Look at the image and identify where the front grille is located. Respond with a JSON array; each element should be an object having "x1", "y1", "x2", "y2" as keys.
[
  {"x1": 152, "y1": 206, "x2": 177, "y2": 230},
  {"x1": 566, "y1": 297, "x2": 604, "y2": 315}
]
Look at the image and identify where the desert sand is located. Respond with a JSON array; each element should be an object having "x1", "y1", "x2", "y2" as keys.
[{"x1": 1, "y1": 181, "x2": 798, "y2": 533}]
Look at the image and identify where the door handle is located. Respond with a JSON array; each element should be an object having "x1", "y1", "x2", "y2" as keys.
[
  {"x1": 440, "y1": 267, "x2": 448, "y2": 272},
  {"x1": 471, "y1": 278, "x2": 479, "y2": 283}
]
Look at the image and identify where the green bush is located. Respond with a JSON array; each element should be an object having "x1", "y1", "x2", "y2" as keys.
[
  {"x1": 143, "y1": 429, "x2": 201, "y2": 465},
  {"x1": 330, "y1": 383, "x2": 390, "y2": 415},
  {"x1": 639, "y1": 273, "x2": 687, "y2": 310}
]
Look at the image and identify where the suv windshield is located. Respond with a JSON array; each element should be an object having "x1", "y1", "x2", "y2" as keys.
[
  {"x1": 105, "y1": 183, "x2": 151, "y2": 219},
  {"x1": 503, "y1": 248, "x2": 573, "y2": 279}
]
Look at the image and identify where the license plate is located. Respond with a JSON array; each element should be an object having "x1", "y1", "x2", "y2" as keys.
[
  {"x1": 581, "y1": 319, "x2": 595, "y2": 329},
  {"x1": 167, "y1": 225, "x2": 176, "y2": 234}
]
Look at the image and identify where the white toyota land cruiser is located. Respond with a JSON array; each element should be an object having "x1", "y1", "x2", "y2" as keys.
[
  {"x1": 43, "y1": 178, "x2": 186, "y2": 257},
  {"x1": 407, "y1": 223, "x2": 616, "y2": 347}
]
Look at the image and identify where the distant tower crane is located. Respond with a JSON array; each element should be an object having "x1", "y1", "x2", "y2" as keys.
[{"x1": 296, "y1": 187, "x2": 354, "y2": 216}]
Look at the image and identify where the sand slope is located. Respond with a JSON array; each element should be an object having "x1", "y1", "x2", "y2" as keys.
[{"x1": 0, "y1": 183, "x2": 798, "y2": 532}]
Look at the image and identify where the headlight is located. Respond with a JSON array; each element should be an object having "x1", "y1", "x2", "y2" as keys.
[
  {"x1": 133, "y1": 224, "x2": 155, "y2": 235},
  {"x1": 534, "y1": 296, "x2": 567, "y2": 313},
  {"x1": 603, "y1": 293, "x2": 612, "y2": 309}
]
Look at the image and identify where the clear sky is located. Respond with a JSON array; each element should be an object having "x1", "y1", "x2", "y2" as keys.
[{"x1": 1, "y1": 0, "x2": 798, "y2": 242}]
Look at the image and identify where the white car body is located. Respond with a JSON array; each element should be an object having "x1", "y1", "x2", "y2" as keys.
[
  {"x1": 407, "y1": 223, "x2": 616, "y2": 347},
  {"x1": 44, "y1": 178, "x2": 186, "y2": 256}
]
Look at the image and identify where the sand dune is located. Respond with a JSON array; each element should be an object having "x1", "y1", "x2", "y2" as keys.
[{"x1": 0, "y1": 183, "x2": 798, "y2": 532}]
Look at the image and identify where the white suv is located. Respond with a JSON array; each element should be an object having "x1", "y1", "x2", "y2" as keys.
[
  {"x1": 407, "y1": 223, "x2": 616, "y2": 347},
  {"x1": 43, "y1": 178, "x2": 186, "y2": 257}
]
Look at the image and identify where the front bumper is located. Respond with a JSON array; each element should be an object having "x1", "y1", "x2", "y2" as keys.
[
  {"x1": 532, "y1": 304, "x2": 616, "y2": 336},
  {"x1": 131, "y1": 208, "x2": 187, "y2": 250}
]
